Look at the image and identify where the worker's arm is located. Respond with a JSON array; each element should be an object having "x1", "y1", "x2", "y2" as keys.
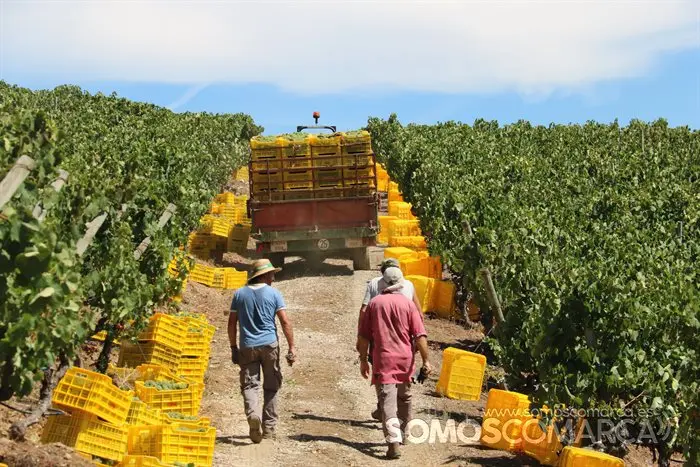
[
  {"x1": 410, "y1": 301, "x2": 432, "y2": 373},
  {"x1": 415, "y1": 335, "x2": 432, "y2": 374},
  {"x1": 356, "y1": 282, "x2": 373, "y2": 351},
  {"x1": 357, "y1": 303, "x2": 373, "y2": 378},
  {"x1": 412, "y1": 290, "x2": 422, "y2": 315},
  {"x1": 277, "y1": 309, "x2": 296, "y2": 358},
  {"x1": 357, "y1": 335, "x2": 371, "y2": 379},
  {"x1": 227, "y1": 312, "x2": 239, "y2": 364}
]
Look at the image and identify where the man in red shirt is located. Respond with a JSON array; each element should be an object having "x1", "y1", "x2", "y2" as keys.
[{"x1": 357, "y1": 266, "x2": 433, "y2": 460}]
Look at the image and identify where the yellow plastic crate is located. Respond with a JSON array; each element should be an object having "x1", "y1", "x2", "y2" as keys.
[
  {"x1": 52, "y1": 368, "x2": 133, "y2": 426},
  {"x1": 220, "y1": 205, "x2": 247, "y2": 220},
  {"x1": 311, "y1": 154, "x2": 341, "y2": 168},
  {"x1": 388, "y1": 190, "x2": 404, "y2": 203},
  {"x1": 214, "y1": 192, "x2": 235, "y2": 204},
  {"x1": 223, "y1": 269, "x2": 247, "y2": 289},
  {"x1": 162, "y1": 412, "x2": 211, "y2": 428},
  {"x1": 282, "y1": 168, "x2": 313, "y2": 182},
  {"x1": 198, "y1": 215, "x2": 233, "y2": 238},
  {"x1": 340, "y1": 130, "x2": 372, "y2": 155},
  {"x1": 400, "y1": 256, "x2": 441, "y2": 280},
  {"x1": 480, "y1": 389, "x2": 531, "y2": 452},
  {"x1": 176, "y1": 356, "x2": 208, "y2": 383},
  {"x1": 250, "y1": 135, "x2": 285, "y2": 159},
  {"x1": 119, "y1": 455, "x2": 171, "y2": 467},
  {"x1": 118, "y1": 341, "x2": 182, "y2": 373},
  {"x1": 388, "y1": 219, "x2": 421, "y2": 238},
  {"x1": 127, "y1": 424, "x2": 215, "y2": 467},
  {"x1": 342, "y1": 154, "x2": 374, "y2": 169},
  {"x1": 405, "y1": 275, "x2": 436, "y2": 313},
  {"x1": 182, "y1": 319, "x2": 215, "y2": 357},
  {"x1": 434, "y1": 280, "x2": 457, "y2": 318},
  {"x1": 383, "y1": 247, "x2": 418, "y2": 262},
  {"x1": 127, "y1": 398, "x2": 163, "y2": 426},
  {"x1": 558, "y1": 447, "x2": 624, "y2": 467},
  {"x1": 108, "y1": 363, "x2": 181, "y2": 385},
  {"x1": 234, "y1": 167, "x2": 249, "y2": 181},
  {"x1": 189, "y1": 264, "x2": 216, "y2": 286},
  {"x1": 388, "y1": 201, "x2": 416, "y2": 220},
  {"x1": 377, "y1": 215, "x2": 398, "y2": 245},
  {"x1": 42, "y1": 414, "x2": 129, "y2": 462},
  {"x1": 228, "y1": 225, "x2": 250, "y2": 242},
  {"x1": 522, "y1": 419, "x2": 563, "y2": 466},
  {"x1": 284, "y1": 181, "x2": 314, "y2": 191},
  {"x1": 389, "y1": 235, "x2": 427, "y2": 249},
  {"x1": 137, "y1": 314, "x2": 189, "y2": 350},
  {"x1": 435, "y1": 348, "x2": 486, "y2": 401},
  {"x1": 252, "y1": 170, "x2": 283, "y2": 184},
  {"x1": 134, "y1": 380, "x2": 204, "y2": 417}
]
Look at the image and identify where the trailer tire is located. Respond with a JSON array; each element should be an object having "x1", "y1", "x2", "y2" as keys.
[
  {"x1": 352, "y1": 247, "x2": 372, "y2": 271},
  {"x1": 269, "y1": 253, "x2": 286, "y2": 269}
]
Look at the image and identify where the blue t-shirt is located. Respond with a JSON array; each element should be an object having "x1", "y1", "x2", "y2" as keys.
[{"x1": 230, "y1": 284, "x2": 286, "y2": 349}]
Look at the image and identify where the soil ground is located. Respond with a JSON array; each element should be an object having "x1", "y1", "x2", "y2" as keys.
[
  {"x1": 0, "y1": 253, "x2": 666, "y2": 467},
  {"x1": 184, "y1": 252, "x2": 661, "y2": 467}
]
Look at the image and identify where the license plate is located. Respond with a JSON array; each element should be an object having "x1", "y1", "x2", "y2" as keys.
[
  {"x1": 345, "y1": 238, "x2": 363, "y2": 248},
  {"x1": 270, "y1": 241, "x2": 287, "y2": 252}
]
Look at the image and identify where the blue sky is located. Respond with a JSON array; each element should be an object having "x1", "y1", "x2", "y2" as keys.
[{"x1": 1, "y1": 1, "x2": 699, "y2": 134}]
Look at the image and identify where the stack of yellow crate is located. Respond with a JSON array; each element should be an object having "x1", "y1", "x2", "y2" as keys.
[
  {"x1": 250, "y1": 131, "x2": 377, "y2": 201},
  {"x1": 42, "y1": 367, "x2": 133, "y2": 465},
  {"x1": 234, "y1": 166, "x2": 249, "y2": 181},
  {"x1": 118, "y1": 313, "x2": 188, "y2": 373},
  {"x1": 175, "y1": 314, "x2": 216, "y2": 384},
  {"x1": 376, "y1": 164, "x2": 390, "y2": 192},
  {"x1": 60, "y1": 313, "x2": 217, "y2": 466},
  {"x1": 188, "y1": 191, "x2": 251, "y2": 259}
]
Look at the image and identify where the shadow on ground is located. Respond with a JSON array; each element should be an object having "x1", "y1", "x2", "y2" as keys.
[
  {"x1": 442, "y1": 450, "x2": 538, "y2": 466},
  {"x1": 292, "y1": 412, "x2": 379, "y2": 430},
  {"x1": 275, "y1": 258, "x2": 354, "y2": 280},
  {"x1": 215, "y1": 435, "x2": 252, "y2": 447},
  {"x1": 289, "y1": 433, "x2": 386, "y2": 460}
]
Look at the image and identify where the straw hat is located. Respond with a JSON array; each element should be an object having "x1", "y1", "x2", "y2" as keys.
[{"x1": 248, "y1": 258, "x2": 282, "y2": 282}]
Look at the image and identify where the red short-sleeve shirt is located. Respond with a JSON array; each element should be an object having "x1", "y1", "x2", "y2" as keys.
[{"x1": 359, "y1": 291, "x2": 427, "y2": 384}]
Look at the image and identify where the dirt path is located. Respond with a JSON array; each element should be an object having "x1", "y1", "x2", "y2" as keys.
[{"x1": 184, "y1": 254, "x2": 535, "y2": 467}]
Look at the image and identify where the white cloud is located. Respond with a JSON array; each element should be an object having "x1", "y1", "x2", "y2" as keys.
[{"x1": 1, "y1": 0, "x2": 698, "y2": 95}]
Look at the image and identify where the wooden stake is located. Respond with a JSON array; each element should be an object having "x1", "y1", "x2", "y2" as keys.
[
  {"x1": 76, "y1": 213, "x2": 108, "y2": 257},
  {"x1": 0, "y1": 155, "x2": 36, "y2": 211},
  {"x1": 480, "y1": 268, "x2": 505, "y2": 324},
  {"x1": 32, "y1": 169, "x2": 69, "y2": 221},
  {"x1": 133, "y1": 203, "x2": 177, "y2": 260}
]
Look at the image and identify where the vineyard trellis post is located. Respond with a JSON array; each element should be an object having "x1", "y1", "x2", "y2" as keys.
[
  {"x1": 32, "y1": 169, "x2": 69, "y2": 221},
  {"x1": 133, "y1": 203, "x2": 177, "y2": 260},
  {"x1": 0, "y1": 155, "x2": 36, "y2": 210},
  {"x1": 480, "y1": 268, "x2": 505, "y2": 324},
  {"x1": 76, "y1": 213, "x2": 108, "y2": 257}
]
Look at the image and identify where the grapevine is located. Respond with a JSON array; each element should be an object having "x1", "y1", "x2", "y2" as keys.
[
  {"x1": 0, "y1": 81, "x2": 261, "y2": 402},
  {"x1": 368, "y1": 115, "x2": 699, "y2": 464}
]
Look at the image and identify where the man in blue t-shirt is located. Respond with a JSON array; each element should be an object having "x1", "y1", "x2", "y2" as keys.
[{"x1": 228, "y1": 258, "x2": 296, "y2": 443}]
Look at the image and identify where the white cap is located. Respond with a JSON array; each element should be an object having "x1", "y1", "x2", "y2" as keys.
[{"x1": 383, "y1": 266, "x2": 404, "y2": 286}]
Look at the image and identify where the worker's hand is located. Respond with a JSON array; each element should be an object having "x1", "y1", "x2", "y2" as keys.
[
  {"x1": 422, "y1": 361, "x2": 433, "y2": 376},
  {"x1": 231, "y1": 346, "x2": 240, "y2": 365},
  {"x1": 286, "y1": 347, "x2": 297, "y2": 366},
  {"x1": 360, "y1": 359, "x2": 370, "y2": 379}
]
